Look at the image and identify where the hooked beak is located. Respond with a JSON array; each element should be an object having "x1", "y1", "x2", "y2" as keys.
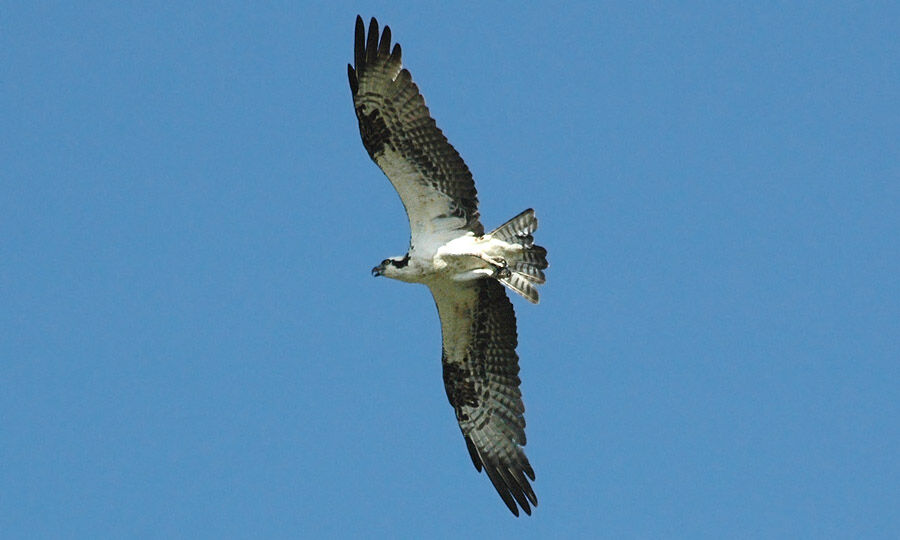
[{"x1": 371, "y1": 264, "x2": 384, "y2": 277}]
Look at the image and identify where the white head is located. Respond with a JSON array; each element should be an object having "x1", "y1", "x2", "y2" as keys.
[{"x1": 371, "y1": 254, "x2": 411, "y2": 280}]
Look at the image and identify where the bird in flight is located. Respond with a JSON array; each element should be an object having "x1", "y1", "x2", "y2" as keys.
[{"x1": 348, "y1": 15, "x2": 548, "y2": 516}]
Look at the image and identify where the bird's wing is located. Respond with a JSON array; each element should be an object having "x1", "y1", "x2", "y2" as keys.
[
  {"x1": 429, "y1": 278, "x2": 536, "y2": 516},
  {"x1": 348, "y1": 16, "x2": 483, "y2": 249}
]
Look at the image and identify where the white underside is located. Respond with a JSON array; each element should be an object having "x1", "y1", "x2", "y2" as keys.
[{"x1": 386, "y1": 232, "x2": 523, "y2": 284}]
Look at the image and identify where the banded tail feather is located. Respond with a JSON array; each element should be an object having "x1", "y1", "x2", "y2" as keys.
[{"x1": 489, "y1": 209, "x2": 549, "y2": 304}]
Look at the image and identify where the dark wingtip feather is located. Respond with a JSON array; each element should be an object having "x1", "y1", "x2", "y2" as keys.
[
  {"x1": 379, "y1": 25, "x2": 392, "y2": 57},
  {"x1": 347, "y1": 64, "x2": 358, "y2": 94},
  {"x1": 464, "y1": 436, "x2": 483, "y2": 472},
  {"x1": 510, "y1": 465, "x2": 538, "y2": 506},
  {"x1": 366, "y1": 17, "x2": 379, "y2": 64},
  {"x1": 484, "y1": 466, "x2": 520, "y2": 517},
  {"x1": 354, "y1": 16, "x2": 365, "y2": 70},
  {"x1": 499, "y1": 467, "x2": 533, "y2": 515},
  {"x1": 523, "y1": 460, "x2": 536, "y2": 481}
]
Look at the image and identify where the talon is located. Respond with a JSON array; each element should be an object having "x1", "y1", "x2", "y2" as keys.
[{"x1": 492, "y1": 258, "x2": 511, "y2": 279}]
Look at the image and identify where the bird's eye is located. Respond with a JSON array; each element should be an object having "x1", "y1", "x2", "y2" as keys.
[{"x1": 382, "y1": 259, "x2": 391, "y2": 266}]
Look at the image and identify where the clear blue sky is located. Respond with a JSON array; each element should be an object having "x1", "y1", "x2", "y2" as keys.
[{"x1": 3, "y1": 2, "x2": 898, "y2": 537}]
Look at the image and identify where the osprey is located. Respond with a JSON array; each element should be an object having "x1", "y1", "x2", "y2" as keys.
[{"x1": 348, "y1": 16, "x2": 548, "y2": 516}]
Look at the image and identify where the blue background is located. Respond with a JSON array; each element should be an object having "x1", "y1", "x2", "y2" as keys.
[{"x1": 3, "y1": 2, "x2": 898, "y2": 537}]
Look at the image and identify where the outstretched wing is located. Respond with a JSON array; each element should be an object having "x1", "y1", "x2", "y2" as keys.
[
  {"x1": 430, "y1": 279, "x2": 537, "y2": 516},
  {"x1": 348, "y1": 16, "x2": 483, "y2": 247}
]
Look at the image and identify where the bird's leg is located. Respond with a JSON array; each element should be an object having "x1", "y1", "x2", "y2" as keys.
[
  {"x1": 476, "y1": 254, "x2": 511, "y2": 279},
  {"x1": 494, "y1": 265, "x2": 512, "y2": 279}
]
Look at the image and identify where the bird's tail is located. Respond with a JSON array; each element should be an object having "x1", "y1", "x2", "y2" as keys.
[{"x1": 489, "y1": 208, "x2": 548, "y2": 304}]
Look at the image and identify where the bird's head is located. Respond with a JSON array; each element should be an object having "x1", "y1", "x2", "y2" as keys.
[
  {"x1": 371, "y1": 259, "x2": 389, "y2": 277},
  {"x1": 372, "y1": 254, "x2": 410, "y2": 279}
]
